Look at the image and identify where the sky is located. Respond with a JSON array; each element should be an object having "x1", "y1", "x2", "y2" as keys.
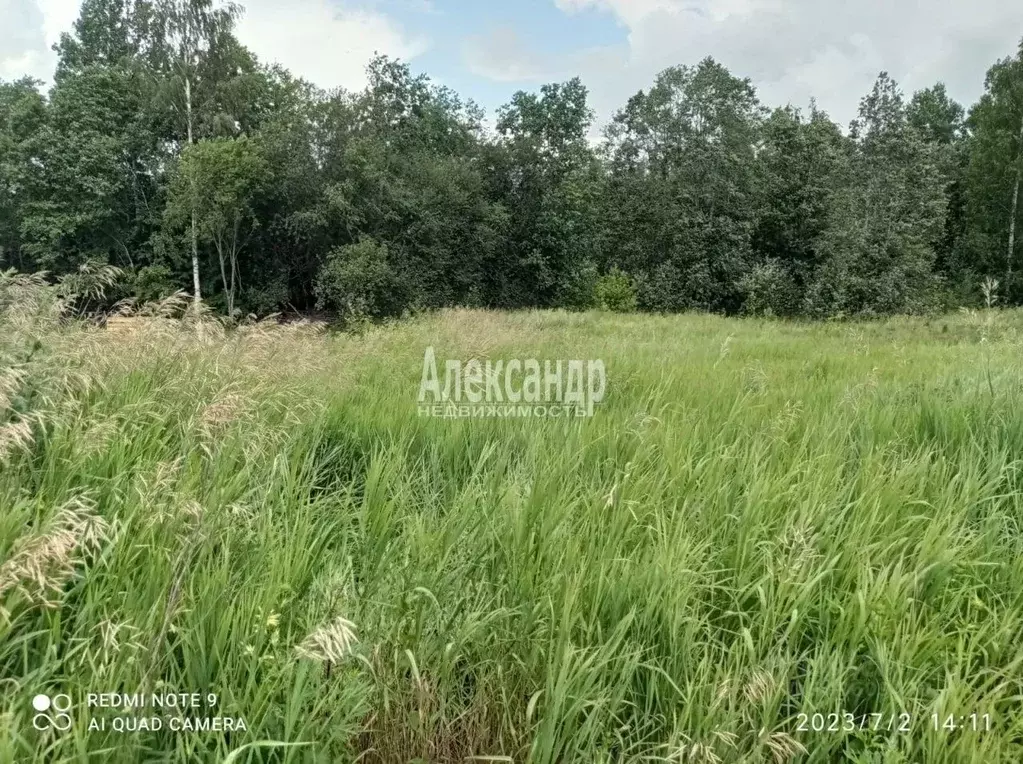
[{"x1": 3, "y1": 0, "x2": 1023, "y2": 134}]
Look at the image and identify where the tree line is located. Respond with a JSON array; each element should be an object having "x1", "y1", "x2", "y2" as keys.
[{"x1": 2, "y1": 0, "x2": 1023, "y2": 320}]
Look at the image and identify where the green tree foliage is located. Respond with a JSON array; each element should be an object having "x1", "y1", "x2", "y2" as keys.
[
  {"x1": 244, "y1": 67, "x2": 327, "y2": 311},
  {"x1": 806, "y1": 73, "x2": 948, "y2": 316},
  {"x1": 3, "y1": 1, "x2": 1023, "y2": 319},
  {"x1": 315, "y1": 237, "x2": 412, "y2": 321},
  {"x1": 490, "y1": 78, "x2": 599, "y2": 308},
  {"x1": 602, "y1": 58, "x2": 764, "y2": 313},
  {"x1": 963, "y1": 41, "x2": 1023, "y2": 300},
  {"x1": 300, "y1": 58, "x2": 508, "y2": 314},
  {"x1": 54, "y1": 0, "x2": 145, "y2": 79},
  {"x1": 19, "y1": 64, "x2": 159, "y2": 273},
  {"x1": 0, "y1": 78, "x2": 46, "y2": 270},
  {"x1": 593, "y1": 268, "x2": 637, "y2": 312},
  {"x1": 907, "y1": 83, "x2": 968, "y2": 290},
  {"x1": 356, "y1": 60, "x2": 504, "y2": 308},
  {"x1": 147, "y1": 0, "x2": 247, "y2": 305},
  {"x1": 164, "y1": 135, "x2": 268, "y2": 316},
  {"x1": 750, "y1": 104, "x2": 846, "y2": 315}
]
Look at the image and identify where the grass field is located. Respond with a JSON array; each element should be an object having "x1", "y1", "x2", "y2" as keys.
[{"x1": 2, "y1": 280, "x2": 1023, "y2": 762}]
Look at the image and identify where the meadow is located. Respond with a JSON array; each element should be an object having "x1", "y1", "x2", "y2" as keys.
[{"x1": 2, "y1": 275, "x2": 1023, "y2": 762}]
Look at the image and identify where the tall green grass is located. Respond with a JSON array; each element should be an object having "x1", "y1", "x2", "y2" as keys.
[{"x1": 2, "y1": 281, "x2": 1023, "y2": 762}]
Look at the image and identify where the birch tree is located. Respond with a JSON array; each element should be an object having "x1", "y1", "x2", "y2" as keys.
[
  {"x1": 164, "y1": 136, "x2": 267, "y2": 317},
  {"x1": 964, "y1": 39, "x2": 1023, "y2": 300},
  {"x1": 152, "y1": 0, "x2": 241, "y2": 307}
]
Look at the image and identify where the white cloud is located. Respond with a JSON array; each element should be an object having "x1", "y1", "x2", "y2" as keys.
[
  {"x1": 469, "y1": 0, "x2": 1023, "y2": 131},
  {"x1": 1, "y1": 0, "x2": 427, "y2": 92},
  {"x1": 237, "y1": 0, "x2": 428, "y2": 92},
  {"x1": 464, "y1": 27, "x2": 621, "y2": 84},
  {"x1": 1, "y1": 0, "x2": 79, "y2": 82}
]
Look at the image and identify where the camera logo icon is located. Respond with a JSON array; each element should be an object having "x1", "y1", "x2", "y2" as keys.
[{"x1": 32, "y1": 694, "x2": 72, "y2": 731}]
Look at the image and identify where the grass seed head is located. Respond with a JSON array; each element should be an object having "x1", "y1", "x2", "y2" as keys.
[
  {"x1": 743, "y1": 670, "x2": 778, "y2": 705},
  {"x1": 0, "y1": 498, "x2": 109, "y2": 615},
  {"x1": 0, "y1": 418, "x2": 34, "y2": 463},
  {"x1": 762, "y1": 731, "x2": 807, "y2": 763},
  {"x1": 295, "y1": 616, "x2": 359, "y2": 664}
]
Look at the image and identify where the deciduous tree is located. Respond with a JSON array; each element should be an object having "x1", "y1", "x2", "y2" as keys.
[
  {"x1": 164, "y1": 135, "x2": 268, "y2": 316},
  {"x1": 963, "y1": 41, "x2": 1023, "y2": 300}
]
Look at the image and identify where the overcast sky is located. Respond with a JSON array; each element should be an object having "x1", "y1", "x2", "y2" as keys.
[{"x1": 3, "y1": 0, "x2": 1023, "y2": 132}]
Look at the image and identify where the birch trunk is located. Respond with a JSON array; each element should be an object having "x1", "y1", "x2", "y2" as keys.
[
  {"x1": 186, "y1": 74, "x2": 201, "y2": 308},
  {"x1": 1008, "y1": 116, "x2": 1023, "y2": 287}
]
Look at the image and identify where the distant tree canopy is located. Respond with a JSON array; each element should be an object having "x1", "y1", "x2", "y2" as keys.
[{"x1": 3, "y1": 0, "x2": 1023, "y2": 319}]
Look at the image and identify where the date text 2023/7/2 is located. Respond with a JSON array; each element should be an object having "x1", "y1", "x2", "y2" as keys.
[{"x1": 796, "y1": 713, "x2": 913, "y2": 733}]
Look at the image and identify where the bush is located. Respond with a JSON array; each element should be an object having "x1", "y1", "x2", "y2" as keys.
[
  {"x1": 635, "y1": 263, "x2": 692, "y2": 313},
  {"x1": 132, "y1": 265, "x2": 178, "y2": 304},
  {"x1": 594, "y1": 268, "x2": 638, "y2": 312},
  {"x1": 740, "y1": 259, "x2": 801, "y2": 317},
  {"x1": 243, "y1": 277, "x2": 290, "y2": 317},
  {"x1": 803, "y1": 249, "x2": 945, "y2": 319},
  {"x1": 559, "y1": 260, "x2": 599, "y2": 311},
  {"x1": 315, "y1": 238, "x2": 413, "y2": 322}
]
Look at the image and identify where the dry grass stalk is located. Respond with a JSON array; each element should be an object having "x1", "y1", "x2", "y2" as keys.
[
  {"x1": 200, "y1": 391, "x2": 248, "y2": 430},
  {"x1": 743, "y1": 669, "x2": 778, "y2": 705},
  {"x1": 761, "y1": 730, "x2": 807, "y2": 763},
  {"x1": 669, "y1": 740, "x2": 722, "y2": 764},
  {"x1": 0, "y1": 417, "x2": 35, "y2": 464},
  {"x1": 0, "y1": 497, "x2": 110, "y2": 617},
  {"x1": 295, "y1": 616, "x2": 359, "y2": 664},
  {"x1": 0, "y1": 367, "x2": 27, "y2": 412}
]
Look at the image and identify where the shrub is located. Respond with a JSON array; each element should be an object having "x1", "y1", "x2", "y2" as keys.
[
  {"x1": 315, "y1": 238, "x2": 413, "y2": 322},
  {"x1": 243, "y1": 277, "x2": 290, "y2": 317},
  {"x1": 635, "y1": 263, "x2": 691, "y2": 313},
  {"x1": 559, "y1": 259, "x2": 599, "y2": 311},
  {"x1": 740, "y1": 259, "x2": 801, "y2": 317},
  {"x1": 594, "y1": 268, "x2": 637, "y2": 313},
  {"x1": 132, "y1": 265, "x2": 178, "y2": 304}
]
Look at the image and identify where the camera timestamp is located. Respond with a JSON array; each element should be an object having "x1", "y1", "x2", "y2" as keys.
[
  {"x1": 932, "y1": 713, "x2": 993, "y2": 733},
  {"x1": 796, "y1": 712, "x2": 913, "y2": 733},
  {"x1": 795, "y1": 711, "x2": 995, "y2": 735}
]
